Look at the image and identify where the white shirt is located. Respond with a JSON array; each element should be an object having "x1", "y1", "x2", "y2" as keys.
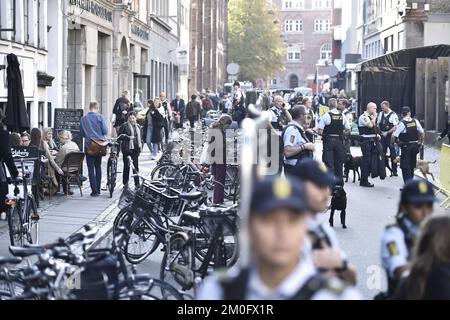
[
  {"x1": 283, "y1": 121, "x2": 309, "y2": 166},
  {"x1": 318, "y1": 109, "x2": 351, "y2": 130},
  {"x1": 392, "y1": 116, "x2": 424, "y2": 138},
  {"x1": 196, "y1": 248, "x2": 360, "y2": 300},
  {"x1": 381, "y1": 218, "x2": 418, "y2": 279},
  {"x1": 343, "y1": 109, "x2": 353, "y2": 124},
  {"x1": 358, "y1": 111, "x2": 377, "y2": 137},
  {"x1": 224, "y1": 98, "x2": 232, "y2": 110},
  {"x1": 376, "y1": 110, "x2": 399, "y2": 128}
]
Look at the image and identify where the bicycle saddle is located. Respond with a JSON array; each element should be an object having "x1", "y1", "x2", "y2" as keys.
[
  {"x1": 0, "y1": 256, "x2": 22, "y2": 265},
  {"x1": 9, "y1": 246, "x2": 45, "y2": 257},
  {"x1": 179, "y1": 191, "x2": 203, "y2": 201}
]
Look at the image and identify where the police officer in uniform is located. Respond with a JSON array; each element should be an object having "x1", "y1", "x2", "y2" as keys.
[
  {"x1": 294, "y1": 160, "x2": 357, "y2": 285},
  {"x1": 338, "y1": 99, "x2": 353, "y2": 153},
  {"x1": 377, "y1": 101, "x2": 399, "y2": 177},
  {"x1": 358, "y1": 102, "x2": 378, "y2": 187},
  {"x1": 283, "y1": 105, "x2": 315, "y2": 175},
  {"x1": 380, "y1": 179, "x2": 435, "y2": 298},
  {"x1": 270, "y1": 95, "x2": 293, "y2": 174},
  {"x1": 391, "y1": 107, "x2": 425, "y2": 184},
  {"x1": 318, "y1": 98, "x2": 350, "y2": 184},
  {"x1": 197, "y1": 175, "x2": 360, "y2": 300}
]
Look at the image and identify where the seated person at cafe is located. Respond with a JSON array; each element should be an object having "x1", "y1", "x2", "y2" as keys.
[
  {"x1": 20, "y1": 132, "x2": 31, "y2": 146},
  {"x1": 40, "y1": 129, "x2": 63, "y2": 194},
  {"x1": 54, "y1": 130, "x2": 80, "y2": 195}
]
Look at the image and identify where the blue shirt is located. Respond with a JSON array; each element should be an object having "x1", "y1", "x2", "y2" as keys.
[{"x1": 80, "y1": 112, "x2": 109, "y2": 149}]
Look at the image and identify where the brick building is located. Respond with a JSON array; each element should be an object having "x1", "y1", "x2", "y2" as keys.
[
  {"x1": 189, "y1": 0, "x2": 228, "y2": 94},
  {"x1": 271, "y1": 0, "x2": 333, "y2": 91}
]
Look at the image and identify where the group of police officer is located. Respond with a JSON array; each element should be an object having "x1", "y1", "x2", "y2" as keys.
[{"x1": 197, "y1": 160, "x2": 437, "y2": 300}]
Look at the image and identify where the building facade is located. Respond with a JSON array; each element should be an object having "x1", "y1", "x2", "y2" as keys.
[
  {"x1": 189, "y1": 0, "x2": 228, "y2": 94},
  {"x1": 271, "y1": 0, "x2": 333, "y2": 91},
  {"x1": 0, "y1": 0, "x2": 51, "y2": 129}
]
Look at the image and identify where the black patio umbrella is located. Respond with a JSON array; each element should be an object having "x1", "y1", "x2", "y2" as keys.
[{"x1": 5, "y1": 53, "x2": 29, "y2": 133}]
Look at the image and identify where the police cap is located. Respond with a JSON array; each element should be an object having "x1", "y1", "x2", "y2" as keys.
[
  {"x1": 401, "y1": 179, "x2": 436, "y2": 204},
  {"x1": 250, "y1": 175, "x2": 308, "y2": 215},
  {"x1": 293, "y1": 159, "x2": 336, "y2": 187},
  {"x1": 401, "y1": 106, "x2": 411, "y2": 115}
]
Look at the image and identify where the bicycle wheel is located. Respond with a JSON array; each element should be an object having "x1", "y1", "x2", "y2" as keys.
[
  {"x1": 160, "y1": 233, "x2": 194, "y2": 293},
  {"x1": 124, "y1": 217, "x2": 161, "y2": 264},
  {"x1": 118, "y1": 275, "x2": 183, "y2": 300},
  {"x1": 25, "y1": 197, "x2": 39, "y2": 245},
  {"x1": 107, "y1": 158, "x2": 117, "y2": 198},
  {"x1": 7, "y1": 203, "x2": 24, "y2": 247},
  {"x1": 150, "y1": 163, "x2": 178, "y2": 180},
  {"x1": 0, "y1": 278, "x2": 25, "y2": 300}
]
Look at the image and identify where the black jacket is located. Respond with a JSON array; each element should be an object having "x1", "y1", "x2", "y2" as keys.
[
  {"x1": 0, "y1": 127, "x2": 19, "y2": 211},
  {"x1": 143, "y1": 108, "x2": 165, "y2": 144},
  {"x1": 118, "y1": 123, "x2": 142, "y2": 156},
  {"x1": 113, "y1": 97, "x2": 134, "y2": 127}
]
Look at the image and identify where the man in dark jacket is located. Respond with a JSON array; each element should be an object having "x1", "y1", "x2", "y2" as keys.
[
  {"x1": 170, "y1": 93, "x2": 186, "y2": 129},
  {"x1": 0, "y1": 120, "x2": 19, "y2": 216},
  {"x1": 186, "y1": 95, "x2": 201, "y2": 128},
  {"x1": 119, "y1": 111, "x2": 142, "y2": 188},
  {"x1": 112, "y1": 91, "x2": 133, "y2": 134}
]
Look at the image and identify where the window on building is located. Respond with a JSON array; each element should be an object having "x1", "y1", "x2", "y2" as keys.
[
  {"x1": 283, "y1": 1, "x2": 293, "y2": 9},
  {"x1": 283, "y1": 0, "x2": 304, "y2": 9},
  {"x1": 287, "y1": 44, "x2": 303, "y2": 61},
  {"x1": 294, "y1": 20, "x2": 303, "y2": 32},
  {"x1": 271, "y1": 79, "x2": 277, "y2": 85},
  {"x1": 23, "y1": 0, "x2": 30, "y2": 45},
  {"x1": 320, "y1": 43, "x2": 332, "y2": 60},
  {"x1": 313, "y1": 0, "x2": 331, "y2": 9},
  {"x1": 314, "y1": 19, "x2": 331, "y2": 32},
  {"x1": 284, "y1": 20, "x2": 293, "y2": 32}
]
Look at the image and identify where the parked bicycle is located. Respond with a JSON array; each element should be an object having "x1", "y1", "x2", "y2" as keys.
[
  {"x1": 106, "y1": 134, "x2": 129, "y2": 198},
  {"x1": 2, "y1": 225, "x2": 183, "y2": 300},
  {"x1": 6, "y1": 158, "x2": 40, "y2": 247}
]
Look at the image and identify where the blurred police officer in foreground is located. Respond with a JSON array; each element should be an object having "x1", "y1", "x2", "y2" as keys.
[
  {"x1": 294, "y1": 160, "x2": 356, "y2": 285},
  {"x1": 379, "y1": 179, "x2": 435, "y2": 299},
  {"x1": 318, "y1": 98, "x2": 350, "y2": 185},
  {"x1": 377, "y1": 101, "x2": 399, "y2": 177},
  {"x1": 391, "y1": 107, "x2": 425, "y2": 184},
  {"x1": 358, "y1": 102, "x2": 378, "y2": 188},
  {"x1": 197, "y1": 175, "x2": 360, "y2": 300},
  {"x1": 282, "y1": 105, "x2": 315, "y2": 175}
]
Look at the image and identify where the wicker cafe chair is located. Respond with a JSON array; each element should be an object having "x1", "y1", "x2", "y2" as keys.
[{"x1": 60, "y1": 152, "x2": 85, "y2": 197}]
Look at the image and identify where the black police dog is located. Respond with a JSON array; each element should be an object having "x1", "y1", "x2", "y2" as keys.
[
  {"x1": 344, "y1": 153, "x2": 361, "y2": 183},
  {"x1": 329, "y1": 184, "x2": 347, "y2": 229}
]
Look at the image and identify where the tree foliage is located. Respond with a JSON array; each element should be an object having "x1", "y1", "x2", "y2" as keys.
[{"x1": 228, "y1": 0, "x2": 284, "y2": 82}]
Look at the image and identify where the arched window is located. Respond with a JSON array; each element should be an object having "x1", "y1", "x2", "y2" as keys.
[
  {"x1": 320, "y1": 43, "x2": 332, "y2": 60},
  {"x1": 289, "y1": 74, "x2": 299, "y2": 89}
]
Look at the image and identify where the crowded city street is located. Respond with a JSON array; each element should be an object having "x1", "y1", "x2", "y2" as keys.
[{"x1": 1, "y1": 0, "x2": 450, "y2": 310}]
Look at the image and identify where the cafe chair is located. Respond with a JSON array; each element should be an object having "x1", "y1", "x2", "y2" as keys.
[{"x1": 60, "y1": 152, "x2": 85, "y2": 197}]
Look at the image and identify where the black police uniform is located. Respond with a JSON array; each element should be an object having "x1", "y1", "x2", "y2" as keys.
[
  {"x1": 358, "y1": 113, "x2": 377, "y2": 185},
  {"x1": 398, "y1": 119, "x2": 420, "y2": 183},
  {"x1": 378, "y1": 111, "x2": 398, "y2": 175},
  {"x1": 322, "y1": 112, "x2": 346, "y2": 183}
]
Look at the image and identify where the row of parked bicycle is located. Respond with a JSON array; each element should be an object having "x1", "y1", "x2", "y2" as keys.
[{"x1": 1, "y1": 130, "x2": 241, "y2": 300}]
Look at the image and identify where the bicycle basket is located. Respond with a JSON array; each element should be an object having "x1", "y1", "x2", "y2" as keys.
[
  {"x1": 118, "y1": 188, "x2": 135, "y2": 209},
  {"x1": 145, "y1": 185, "x2": 183, "y2": 217}
]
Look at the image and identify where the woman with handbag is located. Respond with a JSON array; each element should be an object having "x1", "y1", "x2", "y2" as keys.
[{"x1": 80, "y1": 101, "x2": 109, "y2": 197}]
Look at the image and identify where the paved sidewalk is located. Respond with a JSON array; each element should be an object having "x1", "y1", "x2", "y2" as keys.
[{"x1": 0, "y1": 149, "x2": 157, "y2": 256}]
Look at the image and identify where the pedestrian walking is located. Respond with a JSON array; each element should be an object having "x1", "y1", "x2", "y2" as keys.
[
  {"x1": 393, "y1": 216, "x2": 450, "y2": 300},
  {"x1": 379, "y1": 179, "x2": 435, "y2": 299},
  {"x1": 186, "y1": 95, "x2": 201, "y2": 128},
  {"x1": 144, "y1": 99, "x2": 164, "y2": 160},
  {"x1": 160, "y1": 92, "x2": 172, "y2": 145},
  {"x1": 112, "y1": 91, "x2": 133, "y2": 134},
  {"x1": 197, "y1": 175, "x2": 360, "y2": 300},
  {"x1": 80, "y1": 101, "x2": 109, "y2": 197},
  {"x1": 119, "y1": 112, "x2": 142, "y2": 189},
  {"x1": 318, "y1": 98, "x2": 350, "y2": 185},
  {"x1": 377, "y1": 101, "x2": 399, "y2": 177},
  {"x1": 282, "y1": 105, "x2": 315, "y2": 175},
  {"x1": 358, "y1": 102, "x2": 378, "y2": 187},
  {"x1": 170, "y1": 93, "x2": 185, "y2": 129},
  {"x1": 208, "y1": 115, "x2": 232, "y2": 205},
  {"x1": 391, "y1": 107, "x2": 425, "y2": 184},
  {"x1": 293, "y1": 159, "x2": 356, "y2": 285}
]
